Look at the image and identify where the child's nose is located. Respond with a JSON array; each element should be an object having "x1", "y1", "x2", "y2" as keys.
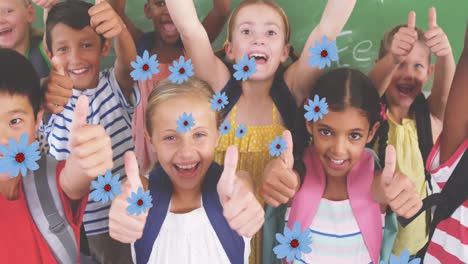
[
  {"x1": 177, "y1": 138, "x2": 196, "y2": 157},
  {"x1": 330, "y1": 137, "x2": 347, "y2": 156}
]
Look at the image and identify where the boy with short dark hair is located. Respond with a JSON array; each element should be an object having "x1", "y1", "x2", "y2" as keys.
[
  {"x1": 41, "y1": 0, "x2": 139, "y2": 262},
  {"x1": 0, "y1": 48, "x2": 113, "y2": 263}
]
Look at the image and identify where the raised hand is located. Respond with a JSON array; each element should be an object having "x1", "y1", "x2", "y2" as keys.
[
  {"x1": 67, "y1": 95, "x2": 113, "y2": 179},
  {"x1": 44, "y1": 57, "x2": 74, "y2": 114},
  {"x1": 260, "y1": 130, "x2": 299, "y2": 207},
  {"x1": 380, "y1": 145, "x2": 422, "y2": 219},
  {"x1": 425, "y1": 7, "x2": 452, "y2": 58},
  {"x1": 89, "y1": 0, "x2": 125, "y2": 39},
  {"x1": 390, "y1": 11, "x2": 418, "y2": 64},
  {"x1": 109, "y1": 151, "x2": 148, "y2": 243},
  {"x1": 31, "y1": 0, "x2": 58, "y2": 10},
  {"x1": 217, "y1": 146, "x2": 264, "y2": 238}
]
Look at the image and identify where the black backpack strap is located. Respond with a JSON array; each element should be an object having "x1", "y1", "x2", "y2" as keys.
[
  {"x1": 396, "y1": 151, "x2": 468, "y2": 258},
  {"x1": 28, "y1": 36, "x2": 51, "y2": 79}
]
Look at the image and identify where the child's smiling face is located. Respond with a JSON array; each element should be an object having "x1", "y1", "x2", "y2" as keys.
[
  {"x1": 0, "y1": 0, "x2": 34, "y2": 50},
  {"x1": 226, "y1": 3, "x2": 290, "y2": 81},
  {"x1": 0, "y1": 93, "x2": 42, "y2": 181},
  {"x1": 149, "y1": 95, "x2": 219, "y2": 192},
  {"x1": 307, "y1": 107, "x2": 379, "y2": 180},
  {"x1": 48, "y1": 23, "x2": 110, "y2": 90},
  {"x1": 386, "y1": 41, "x2": 433, "y2": 110}
]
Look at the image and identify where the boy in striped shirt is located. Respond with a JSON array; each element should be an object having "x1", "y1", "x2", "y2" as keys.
[
  {"x1": 41, "y1": 0, "x2": 139, "y2": 263},
  {"x1": 423, "y1": 20, "x2": 468, "y2": 264}
]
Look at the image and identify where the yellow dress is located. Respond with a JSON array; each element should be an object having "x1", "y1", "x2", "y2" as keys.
[
  {"x1": 215, "y1": 104, "x2": 286, "y2": 264},
  {"x1": 386, "y1": 113, "x2": 428, "y2": 255}
]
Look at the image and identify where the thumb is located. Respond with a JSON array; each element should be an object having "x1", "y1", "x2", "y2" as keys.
[
  {"x1": 428, "y1": 7, "x2": 437, "y2": 29},
  {"x1": 71, "y1": 95, "x2": 89, "y2": 132},
  {"x1": 95, "y1": 0, "x2": 104, "y2": 4},
  {"x1": 279, "y1": 130, "x2": 294, "y2": 169},
  {"x1": 51, "y1": 56, "x2": 66, "y2": 76},
  {"x1": 219, "y1": 145, "x2": 239, "y2": 198},
  {"x1": 381, "y1": 145, "x2": 397, "y2": 186},
  {"x1": 407, "y1": 11, "x2": 416, "y2": 29},
  {"x1": 124, "y1": 151, "x2": 142, "y2": 193}
]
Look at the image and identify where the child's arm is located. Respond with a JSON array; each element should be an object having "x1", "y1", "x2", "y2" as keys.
[
  {"x1": 372, "y1": 145, "x2": 422, "y2": 219},
  {"x1": 89, "y1": 0, "x2": 137, "y2": 101},
  {"x1": 59, "y1": 96, "x2": 114, "y2": 200},
  {"x1": 218, "y1": 146, "x2": 265, "y2": 238},
  {"x1": 109, "y1": 151, "x2": 148, "y2": 243},
  {"x1": 368, "y1": 12, "x2": 417, "y2": 97},
  {"x1": 108, "y1": 0, "x2": 143, "y2": 43},
  {"x1": 201, "y1": 0, "x2": 231, "y2": 43},
  {"x1": 439, "y1": 20, "x2": 468, "y2": 163},
  {"x1": 260, "y1": 130, "x2": 299, "y2": 207},
  {"x1": 284, "y1": 0, "x2": 356, "y2": 106},
  {"x1": 166, "y1": 0, "x2": 230, "y2": 92},
  {"x1": 425, "y1": 8, "x2": 456, "y2": 121}
]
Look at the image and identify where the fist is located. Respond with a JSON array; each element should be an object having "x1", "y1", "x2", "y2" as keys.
[
  {"x1": 89, "y1": 0, "x2": 125, "y2": 39},
  {"x1": 424, "y1": 7, "x2": 452, "y2": 58},
  {"x1": 390, "y1": 11, "x2": 418, "y2": 64},
  {"x1": 260, "y1": 130, "x2": 299, "y2": 207},
  {"x1": 44, "y1": 57, "x2": 74, "y2": 114}
]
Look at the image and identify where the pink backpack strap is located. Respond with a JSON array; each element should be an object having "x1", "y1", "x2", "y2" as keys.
[
  {"x1": 348, "y1": 150, "x2": 382, "y2": 264},
  {"x1": 287, "y1": 147, "x2": 325, "y2": 232}
]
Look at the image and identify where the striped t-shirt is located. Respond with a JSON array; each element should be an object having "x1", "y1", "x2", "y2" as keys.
[
  {"x1": 42, "y1": 68, "x2": 140, "y2": 235},
  {"x1": 286, "y1": 199, "x2": 385, "y2": 264},
  {"x1": 424, "y1": 138, "x2": 468, "y2": 264}
]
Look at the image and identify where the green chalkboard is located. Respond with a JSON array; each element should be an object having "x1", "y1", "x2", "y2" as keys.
[{"x1": 33, "y1": 0, "x2": 468, "y2": 88}]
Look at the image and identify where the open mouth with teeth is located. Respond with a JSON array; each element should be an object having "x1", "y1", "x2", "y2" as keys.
[
  {"x1": 248, "y1": 52, "x2": 268, "y2": 64},
  {"x1": 0, "y1": 28, "x2": 13, "y2": 37},
  {"x1": 174, "y1": 162, "x2": 200, "y2": 178},
  {"x1": 396, "y1": 84, "x2": 416, "y2": 95},
  {"x1": 326, "y1": 156, "x2": 349, "y2": 170},
  {"x1": 68, "y1": 66, "x2": 91, "y2": 76}
]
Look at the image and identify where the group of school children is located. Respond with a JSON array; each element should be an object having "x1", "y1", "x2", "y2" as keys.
[{"x1": 0, "y1": 0, "x2": 466, "y2": 263}]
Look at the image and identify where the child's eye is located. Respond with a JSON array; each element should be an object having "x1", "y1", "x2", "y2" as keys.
[
  {"x1": 9, "y1": 118, "x2": 23, "y2": 126},
  {"x1": 194, "y1": 132, "x2": 206, "y2": 139},
  {"x1": 241, "y1": 29, "x2": 251, "y2": 35},
  {"x1": 415, "y1": 63, "x2": 424, "y2": 69},
  {"x1": 349, "y1": 132, "x2": 362, "y2": 140},
  {"x1": 155, "y1": 1, "x2": 166, "y2": 7},
  {"x1": 82, "y1": 43, "x2": 93, "y2": 48},
  {"x1": 267, "y1": 30, "x2": 277, "y2": 36},
  {"x1": 163, "y1": 135, "x2": 176, "y2": 142},
  {"x1": 56, "y1": 46, "x2": 68, "y2": 53},
  {"x1": 319, "y1": 129, "x2": 332, "y2": 136}
]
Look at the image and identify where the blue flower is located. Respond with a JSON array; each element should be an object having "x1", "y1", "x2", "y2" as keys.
[
  {"x1": 233, "y1": 54, "x2": 257, "y2": 81},
  {"x1": 90, "y1": 170, "x2": 122, "y2": 203},
  {"x1": 0, "y1": 133, "x2": 40, "y2": 178},
  {"x1": 126, "y1": 186, "x2": 153, "y2": 216},
  {"x1": 211, "y1": 92, "x2": 229, "y2": 111},
  {"x1": 176, "y1": 112, "x2": 195, "y2": 133},
  {"x1": 379, "y1": 249, "x2": 421, "y2": 264},
  {"x1": 235, "y1": 124, "x2": 248, "y2": 139},
  {"x1": 269, "y1": 136, "x2": 287, "y2": 157},
  {"x1": 308, "y1": 35, "x2": 339, "y2": 69},
  {"x1": 169, "y1": 56, "x2": 194, "y2": 84},
  {"x1": 273, "y1": 221, "x2": 312, "y2": 262},
  {"x1": 219, "y1": 121, "x2": 231, "y2": 135},
  {"x1": 130, "y1": 50, "x2": 160, "y2": 81},
  {"x1": 304, "y1": 95, "x2": 329, "y2": 122}
]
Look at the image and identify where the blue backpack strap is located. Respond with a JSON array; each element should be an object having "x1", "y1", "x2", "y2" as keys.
[
  {"x1": 134, "y1": 165, "x2": 172, "y2": 264},
  {"x1": 136, "y1": 32, "x2": 155, "y2": 56},
  {"x1": 203, "y1": 163, "x2": 245, "y2": 264}
]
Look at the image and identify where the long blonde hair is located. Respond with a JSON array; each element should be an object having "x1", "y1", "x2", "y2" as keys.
[{"x1": 145, "y1": 77, "x2": 222, "y2": 136}]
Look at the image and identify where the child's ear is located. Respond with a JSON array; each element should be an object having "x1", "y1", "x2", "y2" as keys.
[
  {"x1": 280, "y1": 43, "x2": 291, "y2": 63},
  {"x1": 100, "y1": 39, "x2": 112, "y2": 56},
  {"x1": 26, "y1": 3, "x2": 35, "y2": 24},
  {"x1": 225, "y1": 42, "x2": 235, "y2": 61},
  {"x1": 366, "y1": 122, "x2": 381, "y2": 144},
  {"x1": 427, "y1": 63, "x2": 435, "y2": 78},
  {"x1": 34, "y1": 108, "x2": 45, "y2": 132},
  {"x1": 305, "y1": 120, "x2": 313, "y2": 136},
  {"x1": 144, "y1": 3, "x2": 152, "y2": 19}
]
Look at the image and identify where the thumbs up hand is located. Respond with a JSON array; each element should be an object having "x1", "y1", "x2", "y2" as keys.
[
  {"x1": 380, "y1": 145, "x2": 422, "y2": 219},
  {"x1": 44, "y1": 57, "x2": 74, "y2": 114},
  {"x1": 217, "y1": 146, "x2": 265, "y2": 238},
  {"x1": 390, "y1": 11, "x2": 418, "y2": 64},
  {"x1": 67, "y1": 95, "x2": 114, "y2": 179},
  {"x1": 425, "y1": 7, "x2": 452, "y2": 58},
  {"x1": 109, "y1": 151, "x2": 148, "y2": 243},
  {"x1": 89, "y1": 0, "x2": 125, "y2": 39},
  {"x1": 260, "y1": 130, "x2": 299, "y2": 207}
]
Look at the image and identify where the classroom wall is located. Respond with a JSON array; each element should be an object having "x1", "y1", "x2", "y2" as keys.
[{"x1": 34, "y1": 0, "x2": 468, "y2": 90}]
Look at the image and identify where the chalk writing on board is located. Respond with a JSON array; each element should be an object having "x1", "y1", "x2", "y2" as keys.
[{"x1": 336, "y1": 30, "x2": 374, "y2": 68}]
